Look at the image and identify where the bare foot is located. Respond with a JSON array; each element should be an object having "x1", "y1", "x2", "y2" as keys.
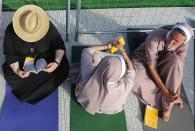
[
  {"x1": 174, "y1": 97, "x2": 183, "y2": 108},
  {"x1": 163, "y1": 103, "x2": 174, "y2": 122},
  {"x1": 163, "y1": 108, "x2": 171, "y2": 122}
]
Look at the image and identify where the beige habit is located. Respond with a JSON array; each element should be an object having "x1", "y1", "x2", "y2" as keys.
[
  {"x1": 131, "y1": 23, "x2": 194, "y2": 110},
  {"x1": 70, "y1": 48, "x2": 135, "y2": 115}
]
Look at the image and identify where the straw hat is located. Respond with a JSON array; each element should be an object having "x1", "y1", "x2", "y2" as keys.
[{"x1": 13, "y1": 5, "x2": 49, "y2": 42}]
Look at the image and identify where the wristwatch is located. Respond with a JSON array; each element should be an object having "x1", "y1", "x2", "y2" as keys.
[{"x1": 54, "y1": 60, "x2": 60, "y2": 66}]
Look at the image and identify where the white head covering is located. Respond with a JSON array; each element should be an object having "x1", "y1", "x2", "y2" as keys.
[
  {"x1": 167, "y1": 23, "x2": 194, "y2": 43},
  {"x1": 173, "y1": 24, "x2": 192, "y2": 43}
]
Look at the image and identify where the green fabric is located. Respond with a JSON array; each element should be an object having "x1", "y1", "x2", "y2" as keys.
[
  {"x1": 3, "y1": 0, "x2": 195, "y2": 11},
  {"x1": 70, "y1": 46, "x2": 127, "y2": 131},
  {"x1": 3, "y1": 0, "x2": 66, "y2": 11}
]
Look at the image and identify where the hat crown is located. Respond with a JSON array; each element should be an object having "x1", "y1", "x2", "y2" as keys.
[
  {"x1": 21, "y1": 11, "x2": 40, "y2": 33},
  {"x1": 26, "y1": 12, "x2": 38, "y2": 32}
]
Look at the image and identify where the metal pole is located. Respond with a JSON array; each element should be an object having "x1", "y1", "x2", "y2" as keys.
[
  {"x1": 78, "y1": 27, "x2": 158, "y2": 34},
  {"x1": 66, "y1": 0, "x2": 70, "y2": 42},
  {"x1": 75, "y1": 0, "x2": 81, "y2": 42},
  {"x1": 78, "y1": 29, "x2": 154, "y2": 34},
  {"x1": 77, "y1": 27, "x2": 195, "y2": 35}
]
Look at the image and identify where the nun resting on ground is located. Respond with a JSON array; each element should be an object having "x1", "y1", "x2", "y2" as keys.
[
  {"x1": 70, "y1": 40, "x2": 135, "y2": 115},
  {"x1": 131, "y1": 22, "x2": 194, "y2": 121}
]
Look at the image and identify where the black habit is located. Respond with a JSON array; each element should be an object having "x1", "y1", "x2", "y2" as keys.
[{"x1": 2, "y1": 22, "x2": 69, "y2": 104}]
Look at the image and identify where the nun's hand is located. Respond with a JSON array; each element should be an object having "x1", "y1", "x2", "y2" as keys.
[
  {"x1": 112, "y1": 41, "x2": 124, "y2": 51},
  {"x1": 17, "y1": 70, "x2": 30, "y2": 78},
  {"x1": 106, "y1": 42, "x2": 112, "y2": 49},
  {"x1": 43, "y1": 62, "x2": 58, "y2": 73},
  {"x1": 162, "y1": 89, "x2": 176, "y2": 102}
]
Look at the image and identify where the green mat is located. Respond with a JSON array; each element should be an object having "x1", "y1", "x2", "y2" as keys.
[
  {"x1": 70, "y1": 46, "x2": 127, "y2": 131},
  {"x1": 3, "y1": 0, "x2": 195, "y2": 11}
]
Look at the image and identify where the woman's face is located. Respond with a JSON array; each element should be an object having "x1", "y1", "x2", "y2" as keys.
[{"x1": 166, "y1": 30, "x2": 186, "y2": 45}]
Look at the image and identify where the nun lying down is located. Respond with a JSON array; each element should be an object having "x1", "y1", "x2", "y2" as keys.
[{"x1": 70, "y1": 40, "x2": 135, "y2": 115}]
